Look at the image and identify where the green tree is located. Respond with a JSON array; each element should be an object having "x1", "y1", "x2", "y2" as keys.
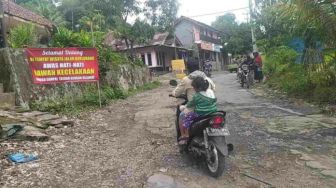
[
  {"x1": 79, "y1": 11, "x2": 105, "y2": 31},
  {"x1": 131, "y1": 19, "x2": 155, "y2": 44},
  {"x1": 212, "y1": 13, "x2": 252, "y2": 55},
  {"x1": 79, "y1": 11, "x2": 106, "y2": 46},
  {"x1": 254, "y1": 0, "x2": 336, "y2": 61},
  {"x1": 115, "y1": 19, "x2": 155, "y2": 57},
  {"x1": 59, "y1": 0, "x2": 141, "y2": 30},
  {"x1": 19, "y1": 0, "x2": 67, "y2": 26},
  {"x1": 58, "y1": 0, "x2": 85, "y2": 30},
  {"x1": 144, "y1": 0, "x2": 179, "y2": 32}
]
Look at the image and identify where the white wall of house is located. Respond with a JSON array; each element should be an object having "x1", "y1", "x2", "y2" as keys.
[
  {"x1": 135, "y1": 47, "x2": 158, "y2": 67},
  {"x1": 134, "y1": 46, "x2": 178, "y2": 70}
]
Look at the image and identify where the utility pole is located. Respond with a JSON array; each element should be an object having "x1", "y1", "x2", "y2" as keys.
[{"x1": 249, "y1": 0, "x2": 257, "y2": 52}]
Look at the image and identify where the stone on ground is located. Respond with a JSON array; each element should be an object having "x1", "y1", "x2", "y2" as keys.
[
  {"x1": 321, "y1": 170, "x2": 336, "y2": 178},
  {"x1": 47, "y1": 118, "x2": 74, "y2": 127},
  {"x1": 306, "y1": 161, "x2": 332, "y2": 170},
  {"x1": 144, "y1": 174, "x2": 185, "y2": 188},
  {"x1": 21, "y1": 111, "x2": 48, "y2": 118},
  {"x1": 15, "y1": 125, "x2": 49, "y2": 141},
  {"x1": 36, "y1": 114, "x2": 60, "y2": 122}
]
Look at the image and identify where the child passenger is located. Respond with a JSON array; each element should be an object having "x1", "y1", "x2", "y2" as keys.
[{"x1": 179, "y1": 76, "x2": 217, "y2": 145}]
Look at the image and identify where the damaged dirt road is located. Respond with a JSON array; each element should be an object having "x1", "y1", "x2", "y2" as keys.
[{"x1": 1, "y1": 72, "x2": 336, "y2": 188}]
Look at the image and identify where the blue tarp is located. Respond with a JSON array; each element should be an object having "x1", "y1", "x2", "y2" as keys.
[
  {"x1": 289, "y1": 38, "x2": 324, "y2": 64},
  {"x1": 8, "y1": 153, "x2": 38, "y2": 164}
]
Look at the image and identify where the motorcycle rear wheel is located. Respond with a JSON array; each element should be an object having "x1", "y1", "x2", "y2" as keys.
[{"x1": 206, "y1": 141, "x2": 226, "y2": 177}]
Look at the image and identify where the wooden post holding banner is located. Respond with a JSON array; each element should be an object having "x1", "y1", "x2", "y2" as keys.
[
  {"x1": 171, "y1": 59, "x2": 186, "y2": 79},
  {"x1": 25, "y1": 48, "x2": 101, "y2": 107},
  {"x1": 97, "y1": 81, "x2": 102, "y2": 108}
]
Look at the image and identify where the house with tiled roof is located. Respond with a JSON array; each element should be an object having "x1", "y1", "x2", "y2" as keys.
[
  {"x1": 104, "y1": 32, "x2": 191, "y2": 71},
  {"x1": 0, "y1": 0, "x2": 54, "y2": 47}
]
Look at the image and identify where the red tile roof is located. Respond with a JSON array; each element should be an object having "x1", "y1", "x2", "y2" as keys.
[{"x1": 2, "y1": 0, "x2": 53, "y2": 28}]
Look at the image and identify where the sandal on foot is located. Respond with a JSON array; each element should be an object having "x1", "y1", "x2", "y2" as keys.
[{"x1": 178, "y1": 137, "x2": 188, "y2": 145}]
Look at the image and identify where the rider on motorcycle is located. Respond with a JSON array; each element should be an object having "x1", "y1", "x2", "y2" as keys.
[
  {"x1": 238, "y1": 55, "x2": 254, "y2": 82},
  {"x1": 203, "y1": 60, "x2": 212, "y2": 73},
  {"x1": 171, "y1": 70, "x2": 215, "y2": 102},
  {"x1": 171, "y1": 70, "x2": 215, "y2": 144},
  {"x1": 239, "y1": 55, "x2": 254, "y2": 68}
]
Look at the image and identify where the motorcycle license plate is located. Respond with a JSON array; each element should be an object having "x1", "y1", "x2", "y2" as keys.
[{"x1": 206, "y1": 128, "x2": 230, "y2": 136}]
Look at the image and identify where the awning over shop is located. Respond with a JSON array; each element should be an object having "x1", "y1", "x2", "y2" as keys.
[{"x1": 199, "y1": 41, "x2": 222, "y2": 52}]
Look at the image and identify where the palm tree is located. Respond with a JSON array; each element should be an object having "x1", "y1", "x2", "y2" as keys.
[
  {"x1": 79, "y1": 11, "x2": 105, "y2": 46},
  {"x1": 284, "y1": 0, "x2": 336, "y2": 46}
]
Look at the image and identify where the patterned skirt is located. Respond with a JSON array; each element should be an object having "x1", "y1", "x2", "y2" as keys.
[{"x1": 183, "y1": 112, "x2": 199, "y2": 129}]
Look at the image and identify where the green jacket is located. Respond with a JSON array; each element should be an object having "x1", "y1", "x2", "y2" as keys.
[{"x1": 187, "y1": 92, "x2": 217, "y2": 116}]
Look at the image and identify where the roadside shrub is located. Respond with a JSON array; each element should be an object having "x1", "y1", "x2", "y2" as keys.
[
  {"x1": 51, "y1": 28, "x2": 105, "y2": 47},
  {"x1": 263, "y1": 46, "x2": 298, "y2": 75},
  {"x1": 265, "y1": 47, "x2": 336, "y2": 104},
  {"x1": 313, "y1": 86, "x2": 336, "y2": 104},
  {"x1": 50, "y1": 27, "x2": 75, "y2": 47},
  {"x1": 9, "y1": 24, "x2": 37, "y2": 48},
  {"x1": 310, "y1": 63, "x2": 336, "y2": 87},
  {"x1": 30, "y1": 81, "x2": 161, "y2": 115},
  {"x1": 266, "y1": 64, "x2": 312, "y2": 97}
]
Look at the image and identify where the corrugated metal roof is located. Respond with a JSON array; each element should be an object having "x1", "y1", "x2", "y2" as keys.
[{"x1": 176, "y1": 16, "x2": 222, "y2": 34}]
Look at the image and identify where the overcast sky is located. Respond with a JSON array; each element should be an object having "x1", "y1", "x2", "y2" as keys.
[{"x1": 178, "y1": 0, "x2": 250, "y2": 25}]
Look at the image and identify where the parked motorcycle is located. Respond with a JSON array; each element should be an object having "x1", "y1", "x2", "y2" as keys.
[
  {"x1": 169, "y1": 84, "x2": 231, "y2": 177},
  {"x1": 240, "y1": 64, "x2": 253, "y2": 88}
]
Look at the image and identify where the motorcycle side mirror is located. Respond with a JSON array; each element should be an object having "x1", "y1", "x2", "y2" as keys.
[{"x1": 169, "y1": 80, "x2": 178, "y2": 86}]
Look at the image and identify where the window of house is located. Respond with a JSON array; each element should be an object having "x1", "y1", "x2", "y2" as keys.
[
  {"x1": 213, "y1": 32, "x2": 218, "y2": 39},
  {"x1": 156, "y1": 52, "x2": 165, "y2": 66},
  {"x1": 208, "y1": 31, "x2": 212, "y2": 37},
  {"x1": 156, "y1": 52, "x2": 160, "y2": 66},
  {"x1": 161, "y1": 53, "x2": 165, "y2": 67},
  {"x1": 200, "y1": 27, "x2": 204, "y2": 35},
  {"x1": 147, "y1": 53, "x2": 152, "y2": 66},
  {"x1": 141, "y1": 54, "x2": 146, "y2": 65}
]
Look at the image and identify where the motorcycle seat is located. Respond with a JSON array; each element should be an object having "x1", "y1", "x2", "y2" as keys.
[
  {"x1": 192, "y1": 111, "x2": 226, "y2": 124},
  {"x1": 188, "y1": 111, "x2": 226, "y2": 136}
]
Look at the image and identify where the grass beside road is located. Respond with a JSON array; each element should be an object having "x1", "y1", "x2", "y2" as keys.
[{"x1": 30, "y1": 81, "x2": 161, "y2": 116}]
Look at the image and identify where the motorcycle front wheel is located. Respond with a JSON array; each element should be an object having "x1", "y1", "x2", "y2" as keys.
[
  {"x1": 246, "y1": 75, "x2": 250, "y2": 89},
  {"x1": 206, "y1": 141, "x2": 225, "y2": 177},
  {"x1": 240, "y1": 77, "x2": 245, "y2": 87}
]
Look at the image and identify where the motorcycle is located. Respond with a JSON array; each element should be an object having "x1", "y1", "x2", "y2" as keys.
[
  {"x1": 240, "y1": 64, "x2": 253, "y2": 88},
  {"x1": 204, "y1": 67, "x2": 212, "y2": 78},
  {"x1": 169, "y1": 83, "x2": 232, "y2": 177},
  {"x1": 203, "y1": 62, "x2": 212, "y2": 78}
]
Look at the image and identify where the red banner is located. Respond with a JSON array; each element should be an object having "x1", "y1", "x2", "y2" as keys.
[{"x1": 26, "y1": 48, "x2": 99, "y2": 84}]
